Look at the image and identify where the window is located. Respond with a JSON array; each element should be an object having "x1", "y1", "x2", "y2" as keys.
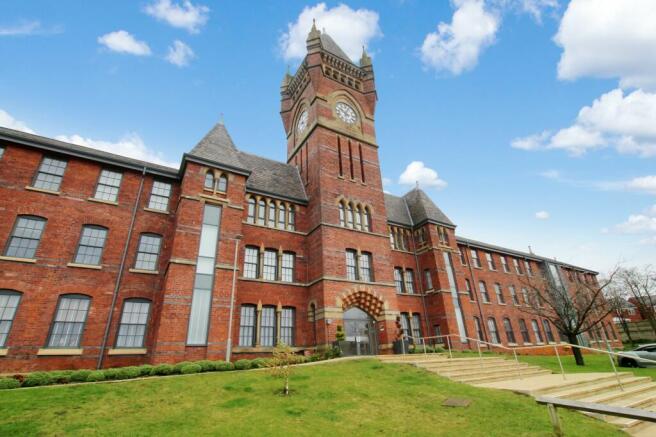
[
  {"x1": 281, "y1": 252, "x2": 295, "y2": 283},
  {"x1": 470, "y1": 249, "x2": 481, "y2": 268},
  {"x1": 522, "y1": 288, "x2": 529, "y2": 305},
  {"x1": 434, "y1": 325, "x2": 443, "y2": 343},
  {"x1": 277, "y1": 204, "x2": 286, "y2": 229},
  {"x1": 204, "y1": 172, "x2": 214, "y2": 189},
  {"x1": 263, "y1": 249, "x2": 278, "y2": 281},
  {"x1": 503, "y1": 318, "x2": 516, "y2": 343},
  {"x1": 479, "y1": 281, "x2": 490, "y2": 303},
  {"x1": 531, "y1": 320, "x2": 543, "y2": 343},
  {"x1": 509, "y1": 286, "x2": 519, "y2": 305},
  {"x1": 363, "y1": 208, "x2": 371, "y2": 232},
  {"x1": 354, "y1": 206, "x2": 362, "y2": 230},
  {"x1": 4, "y1": 215, "x2": 46, "y2": 259},
  {"x1": 115, "y1": 299, "x2": 150, "y2": 348},
  {"x1": 0, "y1": 291, "x2": 21, "y2": 347},
  {"x1": 486, "y1": 253, "x2": 496, "y2": 270},
  {"x1": 247, "y1": 198, "x2": 256, "y2": 223},
  {"x1": 501, "y1": 256, "x2": 510, "y2": 273},
  {"x1": 494, "y1": 283, "x2": 505, "y2": 304},
  {"x1": 280, "y1": 307, "x2": 295, "y2": 345},
  {"x1": 542, "y1": 320, "x2": 555, "y2": 343},
  {"x1": 260, "y1": 306, "x2": 276, "y2": 347},
  {"x1": 411, "y1": 313, "x2": 422, "y2": 339},
  {"x1": 404, "y1": 269, "x2": 415, "y2": 294},
  {"x1": 47, "y1": 295, "x2": 90, "y2": 348},
  {"x1": 94, "y1": 169, "x2": 122, "y2": 202},
  {"x1": 239, "y1": 305, "x2": 256, "y2": 346},
  {"x1": 134, "y1": 233, "x2": 162, "y2": 271},
  {"x1": 257, "y1": 199, "x2": 266, "y2": 225},
  {"x1": 244, "y1": 246, "x2": 259, "y2": 279},
  {"x1": 438, "y1": 226, "x2": 449, "y2": 244},
  {"x1": 268, "y1": 201, "x2": 276, "y2": 228},
  {"x1": 399, "y1": 313, "x2": 410, "y2": 337},
  {"x1": 459, "y1": 250, "x2": 467, "y2": 265},
  {"x1": 487, "y1": 318, "x2": 500, "y2": 344},
  {"x1": 394, "y1": 268, "x2": 404, "y2": 293},
  {"x1": 33, "y1": 156, "x2": 67, "y2": 192},
  {"x1": 346, "y1": 203, "x2": 354, "y2": 228},
  {"x1": 525, "y1": 260, "x2": 533, "y2": 276},
  {"x1": 288, "y1": 206, "x2": 295, "y2": 231},
  {"x1": 217, "y1": 174, "x2": 228, "y2": 192},
  {"x1": 74, "y1": 225, "x2": 107, "y2": 265},
  {"x1": 148, "y1": 181, "x2": 172, "y2": 211},
  {"x1": 339, "y1": 203, "x2": 345, "y2": 226},
  {"x1": 424, "y1": 269, "x2": 433, "y2": 290},
  {"x1": 513, "y1": 258, "x2": 523, "y2": 274},
  {"x1": 359, "y1": 252, "x2": 373, "y2": 282},
  {"x1": 519, "y1": 319, "x2": 530, "y2": 343},
  {"x1": 465, "y1": 279, "x2": 474, "y2": 300},
  {"x1": 0, "y1": 146, "x2": 4, "y2": 160},
  {"x1": 474, "y1": 316, "x2": 484, "y2": 341},
  {"x1": 345, "y1": 250, "x2": 358, "y2": 281}
]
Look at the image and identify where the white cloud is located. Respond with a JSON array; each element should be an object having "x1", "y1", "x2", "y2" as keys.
[
  {"x1": 56, "y1": 134, "x2": 178, "y2": 168},
  {"x1": 0, "y1": 20, "x2": 41, "y2": 36},
  {"x1": 0, "y1": 109, "x2": 35, "y2": 134},
  {"x1": 144, "y1": 0, "x2": 209, "y2": 34},
  {"x1": 98, "y1": 31, "x2": 151, "y2": 56},
  {"x1": 398, "y1": 161, "x2": 447, "y2": 189},
  {"x1": 515, "y1": 0, "x2": 559, "y2": 23},
  {"x1": 535, "y1": 210, "x2": 550, "y2": 220},
  {"x1": 166, "y1": 40, "x2": 195, "y2": 67},
  {"x1": 548, "y1": 125, "x2": 605, "y2": 156},
  {"x1": 510, "y1": 130, "x2": 549, "y2": 150},
  {"x1": 279, "y1": 3, "x2": 382, "y2": 62},
  {"x1": 613, "y1": 204, "x2": 656, "y2": 246},
  {"x1": 625, "y1": 176, "x2": 656, "y2": 195},
  {"x1": 539, "y1": 169, "x2": 560, "y2": 179},
  {"x1": 420, "y1": 0, "x2": 499, "y2": 75},
  {"x1": 555, "y1": 0, "x2": 656, "y2": 90}
]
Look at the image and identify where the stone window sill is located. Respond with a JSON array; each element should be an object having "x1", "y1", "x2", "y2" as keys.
[
  {"x1": 498, "y1": 302, "x2": 506, "y2": 305},
  {"x1": 108, "y1": 348, "x2": 147, "y2": 355},
  {"x1": 523, "y1": 342, "x2": 533, "y2": 346},
  {"x1": 508, "y1": 343, "x2": 518, "y2": 346},
  {"x1": 144, "y1": 207, "x2": 169, "y2": 215},
  {"x1": 129, "y1": 268, "x2": 159, "y2": 275},
  {"x1": 88, "y1": 197, "x2": 118, "y2": 206},
  {"x1": 25, "y1": 185, "x2": 60, "y2": 195},
  {"x1": 67, "y1": 262, "x2": 102, "y2": 270},
  {"x1": 482, "y1": 301, "x2": 492, "y2": 305},
  {"x1": 0, "y1": 255, "x2": 37, "y2": 264},
  {"x1": 37, "y1": 348, "x2": 83, "y2": 356},
  {"x1": 0, "y1": 349, "x2": 7, "y2": 356}
]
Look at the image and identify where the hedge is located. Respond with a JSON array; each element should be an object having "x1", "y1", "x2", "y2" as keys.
[
  {"x1": 234, "y1": 359, "x2": 252, "y2": 370},
  {"x1": 180, "y1": 364, "x2": 202, "y2": 374}
]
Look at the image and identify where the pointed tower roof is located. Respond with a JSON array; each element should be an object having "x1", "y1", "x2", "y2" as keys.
[
  {"x1": 319, "y1": 32, "x2": 352, "y2": 63},
  {"x1": 188, "y1": 121, "x2": 246, "y2": 172},
  {"x1": 403, "y1": 188, "x2": 454, "y2": 227},
  {"x1": 359, "y1": 46, "x2": 372, "y2": 68}
]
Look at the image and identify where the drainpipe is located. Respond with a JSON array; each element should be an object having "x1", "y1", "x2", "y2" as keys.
[
  {"x1": 97, "y1": 167, "x2": 146, "y2": 369},
  {"x1": 464, "y1": 242, "x2": 489, "y2": 346}
]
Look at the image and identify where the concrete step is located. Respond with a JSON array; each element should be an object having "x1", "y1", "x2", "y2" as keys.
[
  {"x1": 606, "y1": 401, "x2": 656, "y2": 428},
  {"x1": 548, "y1": 376, "x2": 652, "y2": 400},
  {"x1": 377, "y1": 353, "x2": 445, "y2": 361},
  {"x1": 533, "y1": 373, "x2": 634, "y2": 396},
  {"x1": 456, "y1": 368, "x2": 552, "y2": 384},
  {"x1": 628, "y1": 420, "x2": 656, "y2": 435},
  {"x1": 439, "y1": 363, "x2": 532, "y2": 378},
  {"x1": 418, "y1": 358, "x2": 509, "y2": 370},
  {"x1": 581, "y1": 382, "x2": 656, "y2": 405}
]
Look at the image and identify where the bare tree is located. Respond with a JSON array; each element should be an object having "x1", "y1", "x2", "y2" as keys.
[
  {"x1": 604, "y1": 280, "x2": 634, "y2": 345},
  {"x1": 519, "y1": 266, "x2": 619, "y2": 366},
  {"x1": 266, "y1": 343, "x2": 302, "y2": 396},
  {"x1": 616, "y1": 266, "x2": 656, "y2": 336}
]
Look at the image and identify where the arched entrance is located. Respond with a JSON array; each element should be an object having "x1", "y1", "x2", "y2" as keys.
[{"x1": 342, "y1": 307, "x2": 378, "y2": 356}]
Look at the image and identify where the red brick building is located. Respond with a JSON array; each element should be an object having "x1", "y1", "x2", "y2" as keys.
[{"x1": 0, "y1": 28, "x2": 620, "y2": 372}]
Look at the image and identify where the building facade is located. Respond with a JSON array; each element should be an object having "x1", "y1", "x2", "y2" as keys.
[{"x1": 0, "y1": 27, "x2": 620, "y2": 372}]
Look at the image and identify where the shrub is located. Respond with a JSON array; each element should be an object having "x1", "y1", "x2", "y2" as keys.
[
  {"x1": 434, "y1": 346, "x2": 445, "y2": 353},
  {"x1": 0, "y1": 378, "x2": 20, "y2": 390},
  {"x1": 49, "y1": 370, "x2": 73, "y2": 384},
  {"x1": 70, "y1": 369, "x2": 92, "y2": 383},
  {"x1": 117, "y1": 366, "x2": 141, "y2": 380},
  {"x1": 138, "y1": 364, "x2": 154, "y2": 376},
  {"x1": 150, "y1": 364, "x2": 174, "y2": 376},
  {"x1": 103, "y1": 368, "x2": 122, "y2": 380},
  {"x1": 86, "y1": 371, "x2": 106, "y2": 382},
  {"x1": 173, "y1": 361, "x2": 193, "y2": 374},
  {"x1": 213, "y1": 360, "x2": 234, "y2": 371},
  {"x1": 180, "y1": 364, "x2": 202, "y2": 374},
  {"x1": 196, "y1": 360, "x2": 216, "y2": 372},
  {"x1": 22, "y1": 372, "x2": 53, "y2": 387},
  {"x1": 323, "y1": 346, "x2": 341, "y2": 360},
  {"x1": 250, "y1": 358, "x2": 269, "y2": 369},
  {"x1": 335, "y1": 325, "x2": 346, "y2": 341},
  {"x1": 234, "y1": 359, "x2": 252, "y2": 370},
  {"x1": 309, "y1": 353, "x2": 322, "y2": 362}
]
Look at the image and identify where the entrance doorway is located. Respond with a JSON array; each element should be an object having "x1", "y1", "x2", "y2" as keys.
[{"x1": 342, "y1": 307, "x2": 378, "y2": 356}]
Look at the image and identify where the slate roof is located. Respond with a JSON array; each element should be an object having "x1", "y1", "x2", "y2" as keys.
[
  {"x1": 0, "y1": 126, "x2": 178, "y2": 177},
  {"x1": 320, "y1": 33, "x2": 352, "y2": 63},
  {"x1": 384, "y1": 188, "x2": 454, "y2": 227},
  {"x1": 187, "y1": 123, "x2": 246, "y2": 173}
]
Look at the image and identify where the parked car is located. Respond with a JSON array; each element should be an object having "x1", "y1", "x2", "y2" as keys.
[{"x1": 617, "y1": 344, "x2": 656, "y2": 368}]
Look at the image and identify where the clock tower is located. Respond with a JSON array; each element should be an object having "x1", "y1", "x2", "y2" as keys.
[{"x1": 280, "y1": 23, "x2": 400, "y2": 351}]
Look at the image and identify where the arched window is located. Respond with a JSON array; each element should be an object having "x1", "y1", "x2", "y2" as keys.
[
  {"x1": 487, "y1": 318, "x2": 500, "y2": 344},
  {"x1": 346, "y1": 203, "x2": 354, "y2": 228},
  {"x1": 5, "y1": 215, "x2": 47, "y2": 259},
  {"x1": 354, "y1": 205, "x2": 362, "y2": 230},
  {"x1": 74, "y1": 225, "x2": 108, "y2": 266},
  {"x1": 503, "y1": 318, "x2": 516, "y2": 343},
  {"x1": 268, "y1": 201, "x2": 276, "y2": 228},
  {"x1": 287, "y1": 205, "x2": 296, "y2": 231},
  {"x1": 116, "y1": 298, "x2": 151, "y2": 348},
  {"x1": 217, "y1": 174, "x2": 228, "y2": 192},
  {"x1": 247, "y1": 197, "x2": 256, "y2": 223},
  {"x1": 257, "y1": 199, "x2": 266, "y2": 225},
  {"x1": 0, "y1": 290, "x2": 22, "y2": 347},
  {"x1": 277, "y1": 203, "x2": 286, "y2": 229},
  {"x1": 204, "y1": 172, "x2": 214, "y2": 190},
  {"x1": 339, "y1": 202, "x2": 346, "y2": 227},
  {"x1": 363, "y1": 207, "x2": 371, "y2": 232},
  {"x1": 134, "y1": 233, "x2": 162, "y2": 271},
  {"x1": 47, "y1": 294, "x2": 91, "y2": 348}
]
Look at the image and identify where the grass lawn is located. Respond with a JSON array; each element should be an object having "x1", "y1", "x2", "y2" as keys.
[{"x1": 0, "y1": 359, "x2": 622, "y2": 436}]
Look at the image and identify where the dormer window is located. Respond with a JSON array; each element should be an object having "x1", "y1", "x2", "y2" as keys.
[
  {"x1": 204, "y1": 170, "x2": 228, "y2": 194},
  {"x1": 204, "y1": 172, "x2": 214, "y2": 190}
]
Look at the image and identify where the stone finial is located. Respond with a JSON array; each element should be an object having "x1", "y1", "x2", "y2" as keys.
[
  {"x1": 360, "y1": 46, "x2": 372, "y2": 67},
  {"x1": 307, "y1": 18, "x2": 320, "y2": 42}
]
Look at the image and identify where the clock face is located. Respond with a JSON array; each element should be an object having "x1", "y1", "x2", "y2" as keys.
[
  {"x1": 335, "y1": 102, "x2": 357, "y2": 125},
  {"x1": 296, "y1": 110, "x2": 308, "y2": 134}
]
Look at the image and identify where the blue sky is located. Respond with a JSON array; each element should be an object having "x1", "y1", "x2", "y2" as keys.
[{"x1": 1, "y1": 0, "x2": 655, "y2": 273}]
